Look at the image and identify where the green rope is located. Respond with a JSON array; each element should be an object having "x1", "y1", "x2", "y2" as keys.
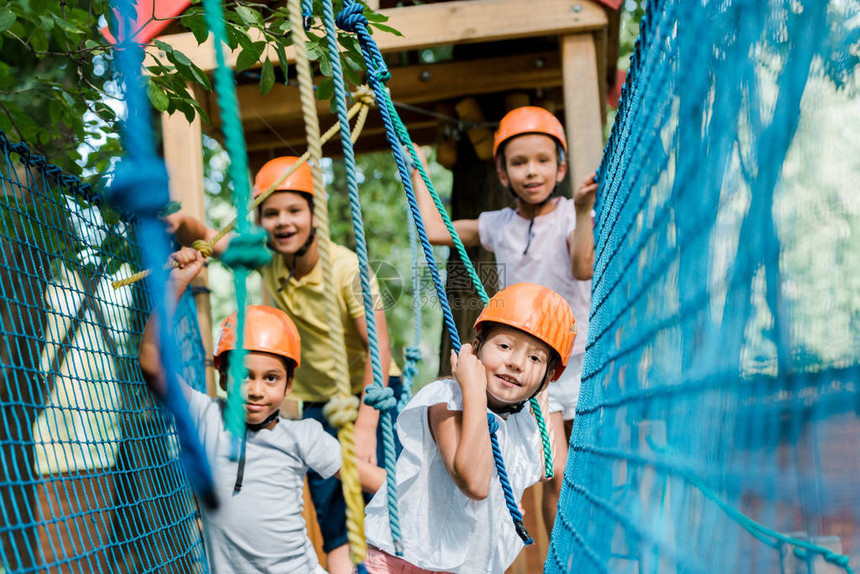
[
  {"x1": 386, "y1": 95, "x2": 554, "y2": 478},
  {"x1": 199, "y1": 0, "x2": 265, "y2": 448}
]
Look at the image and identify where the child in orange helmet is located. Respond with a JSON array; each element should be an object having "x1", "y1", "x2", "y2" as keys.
[
  {"x1": 363, "y1": 283, "x2": 576, "y2": 573},
  {"x1": 139, "y1": 248, "x2": 385, "y2": 573},
  {"x1": 413, "y1": 106, "x2": 598, "y2": 534},
  {"x1": 164, "y1": 158, "x2": 401, "y2": 574}
]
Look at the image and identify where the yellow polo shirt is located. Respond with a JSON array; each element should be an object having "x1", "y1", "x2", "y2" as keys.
[{"x1": 261, "y1": 243, "x2": 401, "y2": 402}]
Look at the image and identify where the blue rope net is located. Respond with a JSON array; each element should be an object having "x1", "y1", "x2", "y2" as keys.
[
  {"x1": 548, "y1": 0, "x2": 859, "y2": 572},
  {"x1": 0, "y1": 134, "x2": 208, "y2": 572}
]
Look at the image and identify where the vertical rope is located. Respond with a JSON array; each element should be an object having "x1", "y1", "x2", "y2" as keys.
[
  {"x1": 334, "y1": 0, "x2": 539, "y2": 546},
  {"x1": 320, "y1": 0, "x2": 403, "y2": 555},
  {"x1": 286, "y1": 0, "x2": 366, "y2": 564},
  {"x1": 397, "y1": 206, "x2": 423, "y2": 412},
  {"x1": 107, "y1": 0, "x2": 216, "y2": 507},
  {"x1": 488, "y1": 414, "x2": 533, "y2": 546},
  {"x1": 198, "y1": 0, "x2": 266, "y2": 453},
  {"x1": 534, "y1": 388, "x2": 555, "y2": 479}
]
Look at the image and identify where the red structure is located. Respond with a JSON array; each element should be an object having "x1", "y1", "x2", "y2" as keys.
[{"x1": 100, "y1": 0, "x2": 191, "y2": 44}]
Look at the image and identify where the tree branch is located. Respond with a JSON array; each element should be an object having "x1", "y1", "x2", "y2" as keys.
[{"x1": 0, "y1": 100, "x2": 27, "y2": 144}]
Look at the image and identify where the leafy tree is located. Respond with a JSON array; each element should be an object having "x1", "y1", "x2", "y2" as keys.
[{"x1": 0, "y1": 0, "x2": 394, "y2": 176}]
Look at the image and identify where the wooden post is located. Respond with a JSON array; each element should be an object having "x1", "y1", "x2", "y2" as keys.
[
  {"x1": 435, "y1": 103, "x2": 459, "y2": 170},
  {"x1": 561, "y1": 33, "x2": 604, "y2": 187},
  {"x1": 161, "y1": 102, "x2": 217, "y2": 397}
]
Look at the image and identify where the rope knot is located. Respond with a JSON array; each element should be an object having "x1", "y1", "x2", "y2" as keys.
[
  {"x1": 29, "y1": 154, "x2": 47, "y2": 168},
  {"x1": 371, "y1": 69, "x2": 391, "y2": 83},
  {"x1": 486, "y1": 413, "x2": 499, "y2": 434},
  {"x1": 335, "y1": 3, "x2": 367, "y2": 32},
  {"x1": 323, "y1": 395, "x2": 360, "y2": 429},
  {"x1": 109, "y1": 157, "x2": 170, "y2": 216},
  {"x1": 192, "y1": 240, "x2": 214, "y2": 259},
  {"x1": 44, "y1": 164, "x2": 62, "y2": 178},
  {"x1": 363, "y1": 385, "x2": 396, "y2": 412},
  {"x1": 401, "y1": 362, "x2": 417, "y2": 383},
  {"x1": 404, "y1": 345, "x2": 423, "y2": 362},
  {"x1": 351, "y1": 85, "x2": 375, "y2": 107},
  {"x1": 220, "y1": 229, "x2": 271, "y2": 271}
]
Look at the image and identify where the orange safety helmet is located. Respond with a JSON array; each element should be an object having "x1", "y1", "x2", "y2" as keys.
[
  {"x1": 253, "y1": 156, "x2": 315, "y2": 200},
  {"x1": 473, "y1": 283, "x2": 576, "y2": 381},
  {"x1": 213, "y1": 305, "x2": 301, "y2": 370},
  {"x1": 492, "y1": 106, "x2": 568, "y2": 163}
]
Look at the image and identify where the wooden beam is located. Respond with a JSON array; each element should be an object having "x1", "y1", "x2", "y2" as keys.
[
  {"x1": 146, "y1": 0, "x2": 606, "y2": 73},
  {"x1": 160, "y1": 104, "x2": 217, "y2": 397},
  {"x1": 206, "y1": 51, "x2": 562, "y2": 135},
  {"x1": 560, "y1": 33, "x2": 603, "y2": 187},
  {"x1": 594, "y1": 26, "x2": 609, "y2": 123},
  {"x1": 244, "y1": 118, "x2": 439, "y2": 161}
]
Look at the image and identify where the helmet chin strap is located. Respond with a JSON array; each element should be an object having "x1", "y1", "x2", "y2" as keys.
[
  {"x1": 294, "y1": 226, "x2": 316, "y2": 257},
  {"x1": 487, "y1": 376, "x2": 552, "y2": 416},
  {"x1": 233, "y1": 409, "x2": 281, "y2": 492},
  {"x1": 508, "y1": 182, "x2": 561, "y2": 256},
  {"x1": 487, "y1": 389, "x2": 527, "y2": 415}
]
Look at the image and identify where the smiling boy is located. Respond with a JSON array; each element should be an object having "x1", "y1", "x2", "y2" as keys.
[
  {"x1": 139, "y1": 249, "x2": 385, "y2": 573},
  {"x1": 165, "y1": 158, "x2": 401, "y2": 574}
]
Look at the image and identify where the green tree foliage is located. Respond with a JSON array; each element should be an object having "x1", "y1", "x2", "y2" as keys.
[{"x1": 0, "y1": 0, "x2": 394, "y2": 176}]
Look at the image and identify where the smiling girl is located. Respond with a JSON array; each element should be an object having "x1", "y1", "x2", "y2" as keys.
[
  {"x1": 363, "y1": 282, "x2": 576, "y2": 573},
  {"x1": 413, "y1": 106, "x2": 597, "y2": 535}
]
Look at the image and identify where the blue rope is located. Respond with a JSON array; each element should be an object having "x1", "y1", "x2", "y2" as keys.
[
  {"x1": 107, "y1": 0, "x2": 216, "y2": 509},
  {"x1": 335, "y1": 0, "x2": 530, "y2": 544},
  {"x1": 334, "y1": 3, "x2": 457, "y2": 347},
  {"x1": 488, "y1": 414, "x2": 533, "y2": 546},
  {"x1": 320, "y1": 0, "x2": 402, "y2": 554},
  {"x1": 301, "y1": 0, "x2": 313, "y2": 29}
]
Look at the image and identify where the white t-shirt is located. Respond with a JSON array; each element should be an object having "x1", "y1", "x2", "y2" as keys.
[
  {"x1": 477, "y1": 197, "x2": 591, "y2": 358},
  {"x1": 364, "y1": 379, "x2": 543, "y2": 573},
  {"x1": 186, "y1": 389, "x2": 340, "y2": 573}
]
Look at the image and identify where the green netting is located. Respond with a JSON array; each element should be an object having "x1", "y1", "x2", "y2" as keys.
[
  {"x1": 0, "y1": 133, "x2": 209, "y2": 573},
  {"x1": 547, "y1": 0, "x2": 859, "y2": 572}
]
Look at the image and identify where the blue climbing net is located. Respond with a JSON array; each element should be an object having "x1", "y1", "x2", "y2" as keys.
[
  {"x1": 0, "y1": 132, "x2": 209, "y2": 572},
  {"x1": 547, "y1": 0, "x2": 859, "y2": 572}
]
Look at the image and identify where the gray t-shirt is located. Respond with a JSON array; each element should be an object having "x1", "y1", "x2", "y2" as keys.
[{"x1": 186, "y1": 389, "x2": 340, "y2": 573}]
